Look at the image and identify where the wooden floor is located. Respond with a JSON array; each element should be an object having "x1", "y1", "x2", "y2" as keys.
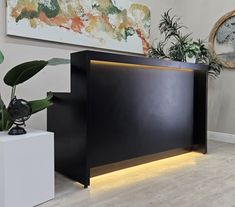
[{"x1": 40, "y1": 140, "x2": 235, "y2": 207}]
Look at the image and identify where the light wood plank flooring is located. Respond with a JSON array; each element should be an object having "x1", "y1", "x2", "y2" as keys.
[{"x1": 39, "y1": 140, "x2": 235, "y2": 207}]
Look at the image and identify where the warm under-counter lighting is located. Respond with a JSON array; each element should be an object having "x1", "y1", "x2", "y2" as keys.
[
  {"x1": 90, "y1": 60, "x2": 193, "y2": 72},
  {"x1": 89, "y1": 152, "x2": 202, "y2": 195}
]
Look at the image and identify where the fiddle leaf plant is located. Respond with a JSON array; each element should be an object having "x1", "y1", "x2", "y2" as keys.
[{"x1": 0, "y1": 50, "x2": 69, "y2": 131}]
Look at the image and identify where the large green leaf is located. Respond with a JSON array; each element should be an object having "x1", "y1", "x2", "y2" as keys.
[
  {"x1": 29, "y1": 92, "x2": 53, "y2": 114},
  {"x1": 4, "y1": 60, "x2": 48, "y2": 87},
  {"x1": 0, "y1": 98, "x2": 13, "y2": 131},
  {"x1": 4, "y1": 58, "x2": 70, "y2": 87},
  {"x1": 0, "y1": 109, "x2": 13, "y2": 131},
  {"x1": 48, "y1": 58, "x2": 70, "y2": 66},
  {"x1": 0, "y1": 50, "x2": 4, "y2": 64},
  {"x1": 0, "y1": 96, "x2": 4, "y2": 130}
]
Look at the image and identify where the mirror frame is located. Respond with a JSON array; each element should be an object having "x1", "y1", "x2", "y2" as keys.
[{"x1": 209, "y1": 10, "x2": 235, "y2": 68}]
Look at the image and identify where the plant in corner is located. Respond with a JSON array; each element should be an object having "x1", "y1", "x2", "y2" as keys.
[
  {"x1": 0, "y1": 49, "x2": 69, "y2": 134},
  {"x1": 148, "y1": 9, "x2": 223, "y2": 78}
]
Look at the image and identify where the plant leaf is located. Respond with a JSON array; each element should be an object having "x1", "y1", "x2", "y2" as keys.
[
  {"x1": 0, "y1": 50, "x2": 4, "y2": 64},
  {"x1": 0, "y1": 99, "x2": 13, "y2": 131},
  {"x1": 48, "y1": 58, "x2": 70, "y2": 66},
  {"x1": 29, "y1": 92, "x2": 53, "y2": 114},
  {"x1": 4, "y1": 60, "x2": 48, "y2": 87},
  {"x1": 0, "y1": 96, "x2": 4, "y2": 131}
]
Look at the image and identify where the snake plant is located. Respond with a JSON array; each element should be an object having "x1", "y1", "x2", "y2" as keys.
[{"x1": 0, "y1": 50, "x2": 69, "y2": 131}]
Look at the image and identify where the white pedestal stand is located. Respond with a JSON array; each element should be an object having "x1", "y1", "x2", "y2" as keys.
[{"x1": 0, "y1": 129, "x2": 54, "y2": 207}]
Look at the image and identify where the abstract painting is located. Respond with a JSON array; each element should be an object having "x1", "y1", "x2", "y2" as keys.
[
  {"x1": 209, "y1": 10, "x2": 235, "y2": 68},
  {"x1": 7, "y1": 0, "x2": 151, "y2": 54}
]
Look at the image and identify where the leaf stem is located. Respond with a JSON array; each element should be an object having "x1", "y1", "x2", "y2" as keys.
[{"x1": 11, "y1": 86, "x2": 16, "y2": 100}]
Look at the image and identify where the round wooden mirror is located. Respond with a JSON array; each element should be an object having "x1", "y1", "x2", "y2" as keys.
[{"x1": 209, "y1": 10, "x2": 235, "y2": 68}]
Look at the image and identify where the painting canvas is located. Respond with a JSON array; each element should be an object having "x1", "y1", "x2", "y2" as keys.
[{"x1": 6, "y1": 0, "x2": 151, "y2": 54}]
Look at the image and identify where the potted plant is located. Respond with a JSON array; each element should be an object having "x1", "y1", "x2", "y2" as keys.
[
  {"x1": 148, "y1": 9, "x2": 223, "y2": 78},
  {"x1": 0, "y1": 49, "x2": 69, "y2": 134}
]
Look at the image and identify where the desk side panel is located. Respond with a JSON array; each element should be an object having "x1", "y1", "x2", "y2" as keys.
[
  {"x1": 193, "y1": 70, "x2": 208, "y2": 153},
  {"x1": 47, "y1": 52, "x2": 89, "y2": 187}
]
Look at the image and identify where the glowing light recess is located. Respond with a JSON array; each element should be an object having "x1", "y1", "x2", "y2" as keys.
[
  {"x1": 89, "y1": 152, "x2": 202, "y2": 195},
  {"x1": 91, "y1": 60, "x2": 193, "y2": 72}
]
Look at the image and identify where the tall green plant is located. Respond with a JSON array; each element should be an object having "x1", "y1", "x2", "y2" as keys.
[
  {"x1": 0, "y1": 51, "x2": 69, "y2": 131},
  {"x1": 148, "y1": 9, "x2": 223, "y2": 78}
]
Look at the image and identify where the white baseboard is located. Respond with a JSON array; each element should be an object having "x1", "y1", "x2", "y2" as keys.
[{"x1": 208, "y1": 131, "x2": 235, "y2": 144}]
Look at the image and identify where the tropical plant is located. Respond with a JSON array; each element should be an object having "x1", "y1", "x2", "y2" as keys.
[
  {"x1": 148, "y1": 9, "x2": 223, "y2": 78},
  {"x1": 0, "y1": 50, "x2": 69, "y2": 131}
]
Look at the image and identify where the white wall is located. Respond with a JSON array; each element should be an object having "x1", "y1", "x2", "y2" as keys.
[
  {"x1": 170, "y1": 1, "x2": 235, "y2": 134},
  {"x1": 0, "y1": 0, "x2": 177, "y2": 130}
]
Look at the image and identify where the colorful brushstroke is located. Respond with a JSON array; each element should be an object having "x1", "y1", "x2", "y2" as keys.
[{"x1": 8, "y1": 0, "x2": 151, "y2": 54}]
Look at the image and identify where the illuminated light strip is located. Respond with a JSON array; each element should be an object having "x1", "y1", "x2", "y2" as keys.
[
  {"x1": 89, "y1": 152, "x2": 202, "y2": 194},
  {"x1": 91, "y1": 60, "x2": 193, "y2": 72}
]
